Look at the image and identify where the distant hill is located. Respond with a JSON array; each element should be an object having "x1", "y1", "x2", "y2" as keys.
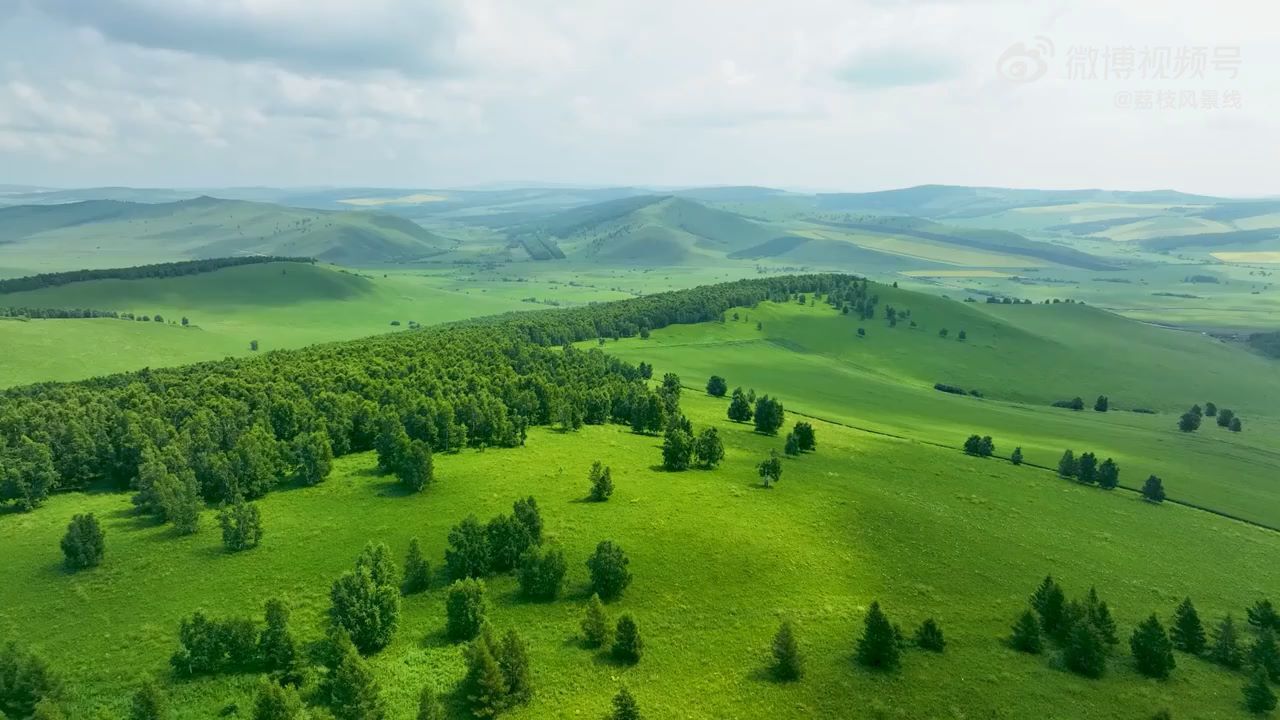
[
  {"x1": 0, "y1": 197, "x2": 453, "y2": 265},
  {"x1": 512, "y1": 195, "x2": 787, "y2": 264},
  {"x1": 815, "y1": 184, "x2": 1224, "y2": 219}
]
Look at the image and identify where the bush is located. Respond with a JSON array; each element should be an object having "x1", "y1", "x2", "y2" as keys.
[
  {"x1": 705, "y1": 375, "x2": 728, "y2": 397},
  {"x1": 915, "y1": 619, "x2": 946, "y2": 652},
  {"x1": 60, "y1": 513, "x2": 105, "y2": 569},
  {"x1": 586, "y1": 541, "x2": 632, "y2": 600},
  {"x1": 0, "y1": 641, "x2": 61, "y2": 719},
  {"x1": 169, "y1": 611, "x2": 258, "y2": 676},
  {"x1": 517, "y1": 546, "x2": 567, "y2": 601},
  {"x1": 588, "y1": 461, "x2": 614, "y2": 501},
  {"x1": 933, "y1": 383, "x2": 966, "y2": 395},
  {"x1": 218, "y1": 500, "x2": 262, "y2": 552}
]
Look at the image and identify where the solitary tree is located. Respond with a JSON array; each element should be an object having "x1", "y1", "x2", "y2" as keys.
[
  {"x1": 763, "y1": 619, "x2": 803, "y2": 682},
  {"x1": 60, "y1": 513, "x2": 105, "y2": 569},
  {"x1": 581, "y1": 594, "x2": 611, "y2": 648},
  {"x1": 586, "y1": 541, "x2": 632, "y2": 600},
  {"x1": 610, "y1": 687, "x2": 642, "y2": 720},
  {"x1": 1077, "y1": 452, "x2": 1098, "y2": 484},
  {"x1": 784, "y1": 433, "x2": 801, "y2": 457},
  {"x1": 1094, "y1": 395, "x2": 1109, "y2": 412},
  {"x1": 706, "y1": 376, "x2": 728, "y2": 397},
  {"x1": 612, "y1": 615, "x2": 643, "y2": 664},
  {"x1": 588, "y1": 461, "x2": 614, "y2": 501},
  {"x1": 1010, "y1": 447, "x2": 1023, "y2": 465},
  {"x1": 402, "y1": 538, "x2": 431, "y2": 595},
  {"x1": 856, "y1": 601, "x2": 900, "y2": 670},
  {"x1": 445, "y1": 578, "x2": 488, "y2": 642},
  {"x1": 1171, "y1": 598, "x2": 1206, "y2": 655},
  {"x1": 915, "y1": 619, "x2": 946, "y2": 652},
  {"x1": 758, "y1": 451, "x2": 783, "y2": 488},
  {"x1": 1142, "y1": 475, "x2": 1167, "y2": 503},
  {"x1": 661, "y1": 428, "x2": 694, "y2": 471},
  {"x1": 1130, "y1": 614, "x2": 1176, "y2": 679},
  {"x1": 218, "y1": 500, "x2": 262, "y2": 552}
]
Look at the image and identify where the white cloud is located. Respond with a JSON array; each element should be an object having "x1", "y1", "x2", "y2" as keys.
[{"x1": 0, "y1": 0, "x2": 1275, "y2": 194}]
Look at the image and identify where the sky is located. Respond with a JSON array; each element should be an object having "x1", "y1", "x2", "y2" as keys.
[{"x1": 0, "y1": 0, "x2": 1275, "y2": 195}]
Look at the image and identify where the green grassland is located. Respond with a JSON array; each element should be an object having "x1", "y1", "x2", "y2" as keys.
[
  {"x1": 601, "y1": 296, "x2": 1280, "y2": 528},
  {"x1": 2, "y1": 392, "x2": 1276, "y2": 719}
]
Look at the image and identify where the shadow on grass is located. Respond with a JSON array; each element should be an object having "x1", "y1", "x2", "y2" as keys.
[
  {"x1": 419, "y1": 626, "x2": 456, "y2": 650},
  {"x1": 590, "y1": 649, "x2": 635, "y2": 669},
  {"x1": 372, "y1": 479, "x2": 418, "y2": 499}
]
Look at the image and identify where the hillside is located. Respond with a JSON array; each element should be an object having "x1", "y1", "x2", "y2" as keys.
[
  {"x1": 814, "y1": 184, "x2": 1224, "y2": 219},
  {"x1": 511, "y1": 195, "x2": 786, "y2": 264},
  {"x1": 0, "y1": 196, "x2": 453, "y2": 268}
]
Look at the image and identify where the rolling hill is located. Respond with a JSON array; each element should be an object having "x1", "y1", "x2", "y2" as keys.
[
  {"x1": 0, "y1": 196, "x2": 454, "y2": 268},
  {"x1": 814, "y1": 184, "x2": 1224, "y2": 219}
]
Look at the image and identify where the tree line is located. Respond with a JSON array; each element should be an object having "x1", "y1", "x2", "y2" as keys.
[
  {"x1": 0, "y1": 256, "x2": 315, "y2": 295},
  {"x1": 1, "y1": 273, "x2": 870, "y2": 513}
]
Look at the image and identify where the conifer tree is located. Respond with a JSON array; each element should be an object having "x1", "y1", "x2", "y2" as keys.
[
  {"x1": 445, "y1": 578, "x2": 488, "y2": 642},
  {"x1": 1245, "y1": 669, "x2": 1278, "y2": 715},
  {"x1": 259, "y1": 598, "x2": 304, "y2": 686},
  {"x1": 497, "y1": 629, "x2": 532, "y2": 706},
  {"x1": 612, "y1": 615, "x2": 644, "y2": 664},
  {"x1": 1058, "y1": 450, "x2": 1078, "y2": 478},
  {"x1": 915, "y1": 618, "x2": 946, "y2": 652},
  {"x1": 1171, "y1": 598, "x2": 1207, "y2": 655},
  {"x1": 1010, "y1": 447, "x2": 1023, "y2": 465},
  {"x1": 1085, "y1": 587, "x2": 1119, "y2": 646},
  {"x1": 463, "y1": 636, "x2": 507, "y2": 720},
  {"x1": 329, "y1": 640, "x2": 387, "y2": 720},
  {"x1": 1130, "y1": 614, "x2": 1176, "y2": 679},
  {"x1": 610, "y1": 687, "x2": 642, "y2": 720},
  {"x1": 588, "y1": 461, "x2": 614, "y2": 501},
  {"x1": 1249, "y1": 600, "x2": 1280, "y2": 633},
  {"x1": 771, "y1": 620, "x2": 803, "y2": 681},
  {"x1": 1211, "y1": 615, "x2": 1244, "y2": 669},
  {"x1": 416, "y1": 686, "x2": 445, "y2": 720},
  {"x1": 855, "y1": 601, "x2": 900, "y2": 670},
  {"x1": 1010, "y1": 610, "x2": 1043, "y2": 654},
  {"x1": 402, "y1": 538, "x2": 431, "y2": 595},
  {"x1": 128, "y1": 679, "x2": 167, "y2": 720},
  {"x1": 1064, "y1": 621, "x2": 1107, "y2": 678},
  {"x1": 1030, "y1": 576, "x2": 1066, "y2": 638},
  {"x1": 581, "y1": 593, "x2": 611, "y2": 648},
  {"x1": 251, "y1": 681, "x2": 304, "y2": 720},
  {"x1": 1252, "y1": 627, "x2": 1280, "y2": 682}
]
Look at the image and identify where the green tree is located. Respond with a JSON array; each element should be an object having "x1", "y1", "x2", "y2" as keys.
[
  {"x1": 1010, "y1": 446, "x2": 1024, "y2": 465},
  {"x1": 1010, "y1": 609, "x2": 1043, "y2": 654},
  {"x1": 445, "y1": 578, "x2": 488, "y2": 642},
  {"x1": 218, "y1": 499, "x2": 263, "y2": 552},
  {"x1": 1130, "y1": 614, "x2": 1176, "y2": 679},
  {"x1": 693, "y1": 428, "x2": 725, "y2": 468},
  {"x1": 587, "y1": 541, "x2": 632, "y2": 600},
  {"x1": 517, "y1": 545, "x2": 567, "y2": 601},
  {"x1": 402, "y1": 538, "x2": 431, "y2": 595},
  {"x1": 1064, "y1": 621, "x2": 1107, "y2": 678},
  {"x1": 463, "y1": 635, "x2": 507, "y2": 720},
  {"x1": 60, "y1": 513, "x2": 105, "y2": 569},
  {"x1": 1245, "y1": 669, "x2": 1278, "y2": 715},
  {"x1": 1097, "y1": 458, "x2": 1120, "y2": 490},
  {"x1": 581, "y1": 594, "x2": 611, "y2": 648},
  {"x1": 396, "y1": 439, "x2": 433, "y2": 492},
  {"x1": 1142, "y1": 475, "x2": 1167, "y2": 503},
  {"x1": 1085, "y1": 587, "x2": 1119, "y2": 646},
  {"x1": 496, "y1": 629, "x2": 532, "y2": 705},
  {"x1": 486, "y1": 513, "x2": 534, "y2": 573},
  {"x1": 1077, "y1": 452, "x2": 1098, "y2": 484},
  {"x1": 792, "y1": 422, "x2": 816, "y2": 451},
  {"x1": 706, "y1": 375, "x2": 728, "y2": 397},
  {"x1": 855, "y1": 601, "x2": 900, "y2": 670},
  {"x1": 1217, "y1": 408, "x2": 1236, "y2": 428},
  {"x1": 609, "y1": 687, "x2": 642, "y2": 720},
  {"x1": 251, "y1": 681, "x2": 304, "y2": 720},
  {"x1": 1094, "y1": 395, "x2": 1109, "y2": 412},
  {"x1": 784, "y1": 433, "x2": 801, "y2": 457},
  {"x1": 661, "y1": 428, "x2": 694, "y2": 471},
  {"x1": 128, "y1": 679, "x2": 167, "y2": 720},
  {"x1": 1211, "y1": 615, "x2": 1244, "y2": 669},
  {"x1": 771, "y1": 620, "x2": 803, "y2": 681},
  {"x1": 1058, "y1": 450, "x2": 1078, "y2": 478},
  {"x1": 30, "y1": 699, "x2": 65, "y2": 720},
  {"x1": 758, "y1": 451, "x2": 783, "y2": 488},
  {"x1": 330, "y1": 543, "x2": 401, "y2": 653},
  {"x1": 1171, "y1": 598, "x2": 1206, "y2": 654},
  {"x1": 512, "y1": 496, "x2": 542, "y2": 543},
  {"x1": 753, "y1": 395, "x2": 785, "y2": 435},
  {"x1": 445, "y1": 515, "x2": 492, "y2": 580},
  {"x1": 588, "y1": 461, "x2": 614, "y2": 501},
  {"x1": 915, "y1": 618, "x2": 946, "y2": 652},
  {"x1": 727, "y1": 388, "x2": 753, "y2": 423},
  {"x1": 1178, "y1": 412, "x2": 1201, "y2": 432},
  {"x1": 1249, "y1": 600, "x2": 1280, "y2": 633},
  {"x1": 329, "y1": 639, "x2": 387, "y2": 720},
  {"x1": 1231, "y1": 417, "x2": 1243, "y2": 432},
  {"x1": 259, "y1": 598, "x2": 304, "y2": 686},
  {"x1": 0, "y1": 641, "x2": 61, "y2": 719},
  {"x1": 293, "y1": 430, "x2": 333, "y2": 486},
  {"x1": 1030, "y1": 576, "x2": 1066, "y2": 638},
  {"x1": 416, "y1": 686, "x2": 445, "y2": 720},
  {"x1": 1252, "y1": 627, "x2": 1280, "y2": 682},
  {"x1": 612, "y1": 614, "x2": 643, "y2": 664}
]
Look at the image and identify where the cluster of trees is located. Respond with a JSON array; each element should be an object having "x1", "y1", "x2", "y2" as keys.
[
  {"x1": 1180, "y1": 402, "x2": 1245, "y2": 433},
  {"x1": 1011, "y1": 578, "x2": 1279, "y2": 714},
  {"x1": 661, "y1": 416, "x2": 724, "y2": 471},
  {"x1": 0, "y1": 256, "x2": 313, "y2": 295},
  {"x1": 962, "y1": 434, "x2": 995, "y2": 457},
  {"x1": 723, "y1": 386, "x2": 786, "y2": 436},
  {"x1": 934, "y1": 383, "x2": 982, "y2": 398},
  {"x1": 0, "y1": 306, "x2": 163, "y2": 321},
  {"x1": 0, "y1": 641, "x2": 60, "y2": 719},
  {"x1": 784, "y1": 421, "x2": 815, "y2": 457},
  {"x1": 1057, "y1": 450, "x2": 1120, "y2": 489},
  {"x1": 851, "y1": 601, "x2": 948, "y2": 673},
  {"x1": 579, "y1": 594, "x2": 643, "y2": 665}
]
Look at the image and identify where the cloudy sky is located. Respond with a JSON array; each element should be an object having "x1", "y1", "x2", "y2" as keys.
[{"x1": 1, "y1": 0, "x2": 1274, "y2": 195}]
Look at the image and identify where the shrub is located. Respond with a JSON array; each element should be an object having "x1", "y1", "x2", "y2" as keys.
[
  {"x1": 588, "y1": 461, "x2": 614, "y2": 501},
  {"x1": 445, "y1": 578, "x2": 488, "y2": 642},
  {"x1": 771, "y1": 620, "x2": 803, "y2": 681},
  {"x1": 612, "y1": 615, "x2": 643, "y2": 664},
  {"x1": 218, "y1": 500, "x2": 262, "y2": 552},
  {"x1": 60, "y1": 513, "x2": 105, "y2": 569},
  {"x1": 915, "y1": 619, "x2": 946, "y2": 652},
  {"x1": 586, "y1": 541, "x2": 632, "y2": 600}
]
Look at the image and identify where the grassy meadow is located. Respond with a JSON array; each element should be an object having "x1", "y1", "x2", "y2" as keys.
[{"x1": 2, "y1": 392, "x2": 1276, "y2": 719}]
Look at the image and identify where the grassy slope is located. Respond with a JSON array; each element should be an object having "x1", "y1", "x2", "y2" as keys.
[
  {"x1": 0, "y1": 264, "x2": 538, "y2": 387},
  {"x1": 603, "y1": 297, "x2": 1280, "y2": 527},
  {"x1": 1, "y1": 394, "x2": 1275, "y2": 719}
]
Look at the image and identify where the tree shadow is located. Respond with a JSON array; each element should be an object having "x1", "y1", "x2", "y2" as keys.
[
  {"x1": 590, "y1": 650, "x2": 634, "y2": 669},
  {"x1": 419, "y1": 626, "x2": 455, "y2": 650},
  {"x1": 373, "y1": 479, "x2": 418, "y2": 498}
]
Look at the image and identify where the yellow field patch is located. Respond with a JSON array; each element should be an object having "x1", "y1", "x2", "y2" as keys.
[
  {"x1": 1211, "y1": 251, "x2": 1280, "y2": 263},
  {"x1": 900, "y1": 269, "x2": 1015, "y2": 278},
  {"x1": 338, "y1": 193, "x2": 448, "y2": 206}
]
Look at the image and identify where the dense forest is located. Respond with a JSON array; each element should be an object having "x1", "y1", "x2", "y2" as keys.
[
  {"x1": 0, "y1": 273, "x2": 869, "y2": 512},
  {"x1": 0, "y1": 256, "x2": 314, "y2": 295}
]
